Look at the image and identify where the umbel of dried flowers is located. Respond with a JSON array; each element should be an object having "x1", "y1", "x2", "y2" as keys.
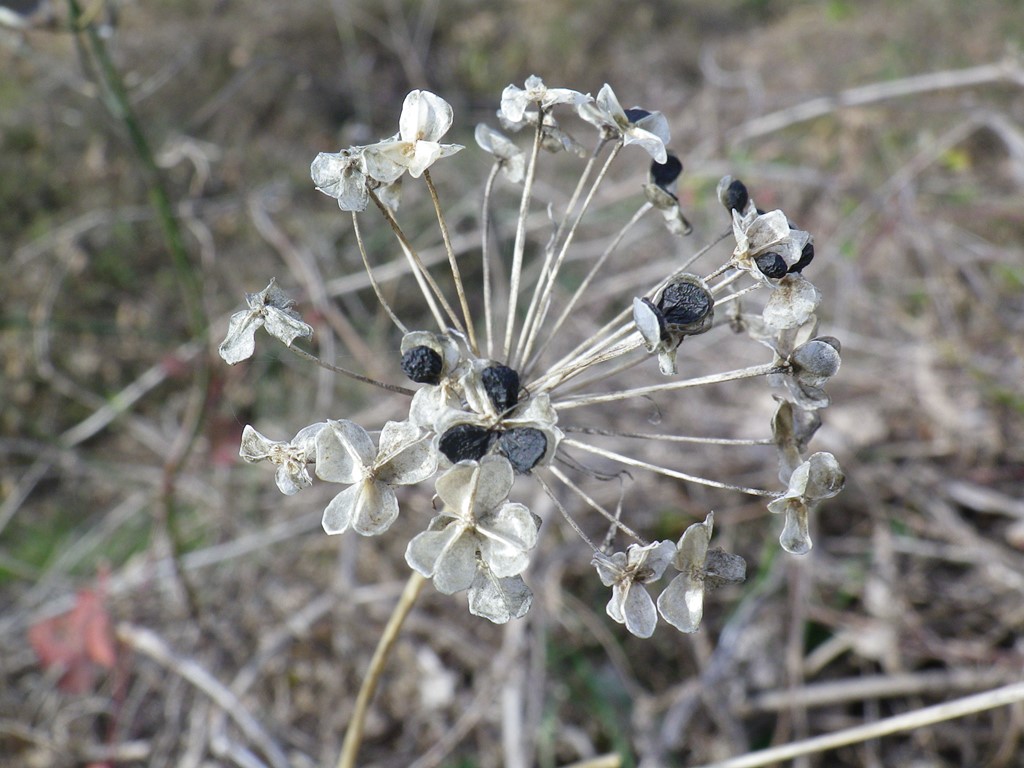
[{"x1": 219, "y1": 76, "x2": 843, "y2": 634}]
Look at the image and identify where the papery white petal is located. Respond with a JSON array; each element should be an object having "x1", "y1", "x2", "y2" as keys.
[
  {"x1": 274, "y1": 463, "x2": 312, "y2": 495},
  {"x1": 592, "y1": 551, "x2": 626, "y2": 587},
  {"x1": 674, "y1": 513, "x2": 713, "y2": 570},
  {"x1": 477, "y1": 502, "x2": 538, "y2": 577},
  {"x1": 315, "y1": 419, "x2": 375, "y2": 484},
  {"x1": 624, "y1": 123, "x2": 669, "y2": 163},
  {"x1": 657, "y1": 572, "x2": 705, "y2": 633},
  {"x1": 263, "y1": 306, "x2": 313, "y2": 348},
  {"x1": 350, "y1": 480, "x2": 400, "y2": 536},
  {"x1": 322, "y1": 483, "x2": 361, "y2": 534},
  {"x1": 499, "y1": 85, "x2": 531, "y2": 124},
  {"x1": 432, "y1": 533, "x2": 479, "y2": 595},
  {"x1": 363, "y1": 143, "x2": 407, "y2": 184},
  {"x1": 218, "y1": 310, "x2": 263, "y2": 364},
  {"x1": 802, "y1": 452, "x2": 845, "y2": 500},
  {"x1": 400, "y1": 90, "x2": 454, "y2": 143},
  {"x1": 239, "y1": 425, "x2": 275, "y2": 462},
  {"x1": 779, "y1": 499, "x2": 813, "y2": 555},
  {"x1": 467, "y1": 571, "x2": 532, "y2": 623},
  {"x1": 406, "y1": 524, "x2": 460, "y2": 577},
  {"x1": 376, "y1": 420, "x2": 438, "y2": 486},
  {"x1": 763, "y1": 275, "x2": 822, "y2": 331},
  {"x1": 435, "y1": 456, "x2": 514, "y2": 520},
  {"x1": 622, "y1": 583, "x2": 658, "y2": 638},
  {"x1": 628, "y1": 540, "x2": 675, "y2": 580},
  {"x1": 633, "y1": 297, "x2": 663, "y2": 350}
]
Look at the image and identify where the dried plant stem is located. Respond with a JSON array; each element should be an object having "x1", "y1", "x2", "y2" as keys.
[
  {"x1": 527, "y1": 201, "x2": 653, "y2": 372},
  {"x1": 285, "y1": 345, "x2": 415, "y2": 396},
  {"x1": 534, "y1": 337, "x2": 645, "y2": 393},
  {"x1": 116, "y1": 624, "x2": 290, "y2": 768},
  {"x1": 516, "y1": 141, "x2": 623, "y2": 368},
  {"x1": 548, "y1": 465, "x2": 644, "y2": 542},
  {"x1": 554, "y1": 362, "x2": 783, "y2": 409},
  {"x1": 563, "y1": 426, "x2": 772, "y2": 446},
  {"x1": 424, "y1": 170, "x2": 478, "y2": 353},
  {"x1": 562, "y1": 438, "x2": 777, "y2": 497},
  {"x1": 480, "y1": 163, "x2": 501, "y2": 358},
  {"x1": 544, "y1": 230, "x2": 730, "y2": 381},
  {"x1": 369, "y1": 188, "x2": 465, "y2": 335},
  {"x1": 692, "y1": 681, "x2": 1024, "y2": 768},
  {"x1": 336, "y1": 572, "x2": 427, "y2": 768},
  {"x1": 351, "y1": 212, "x2": 408, "y2": 333},
  {"x1": 503, "y1": 113, "x2": 544, "y2": 360},
  {"x1": 559, "y1": 756, "x2": 622, "y2": 768},
  {"x1": 535, "y1": 472, "x2": 600, "y2": 551}
]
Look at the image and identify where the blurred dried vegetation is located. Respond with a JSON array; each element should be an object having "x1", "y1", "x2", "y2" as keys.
[{"x1": 2, "y1": 0, "x2": 1024, "y2": 766}]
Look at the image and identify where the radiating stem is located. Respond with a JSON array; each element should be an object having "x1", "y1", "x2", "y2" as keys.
[
  {"x1": 369, "y1": 188, "x2": 465, "y2": 336},
  {"x1": 534, "y1": 472, "x2": 600, "y2": 551},
  {"x1": 351, "y1": 212, "x2": 408, "y2": 334},
  {"x1": 548, "y1": 465, "x2": 644, "y2": 542},
  {"x1": 563, "y1": 426, "x2": 773, "y2": 446},
  {"x1": 336, "y1": 572, "x2": 426, "y2": 768},
  {"x1": 285, "y1": 345, "x2": 415, "y2": 396},
  {"x1": 553, "y1": 362, "x2": 783, "y2": 410},
  {"x1": 516, "y1": 141, "x2": 623, "y2": 368},
  {"x1": 503, "y1": 112, "x2": 544, "y2": 361},
  {"x1": 480, "y1": 163, "x2": 501, "y2": 358},
  {"x1": 424, "y1": 170, "x2": 477, "y2": 353},
  {"x1": 562, "y1": 438, "x2": 778, "y2": 497},
  {"x1": 526, "y1": 200, "x2": 652, "y2": 373}
]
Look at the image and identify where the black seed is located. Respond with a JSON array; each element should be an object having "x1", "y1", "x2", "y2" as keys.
[
  {"x1": 438, "y1": 424, "x2": 494, "y2": 463},
  {"x1": 498, "y1": 428, "x2": 548, "y2": 473},
  {"x1": 657, "y1": 281, "x2": 712, "y2": 327},
  {"x1": 400, "y1": 345, "x2": 443, "y2": 384},
  {"x1": 723, "y1": 179, "x2": 749, "y2": 212},
  {"x1": 788, "y1": 242, "x2": 814, "y2": 273},
  {"x1": 754, "y1": 252, "x2": 788, "y2": 279},
  {"x1": 650, "y1": 154, "x2": 683, "y2": 189},
  {"x1": 481, "y1": 365, "x2": 520, "y2": 413},
  {"x1": 623, "y1": 107, "x2": 652, "y2": 123}
]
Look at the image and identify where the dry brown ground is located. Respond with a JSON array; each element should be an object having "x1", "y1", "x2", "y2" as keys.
[{"x1": 2, "y1": 1, "x2": 1024, "y2": 767}]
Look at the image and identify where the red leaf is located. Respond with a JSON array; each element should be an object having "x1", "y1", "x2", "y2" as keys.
[{"x1": 28, "y1": 586, "x2": 116, "y2": 694}]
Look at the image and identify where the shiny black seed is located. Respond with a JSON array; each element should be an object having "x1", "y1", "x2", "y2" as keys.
[
  {"x1": 723, "y1": 179, "x2": 749, "y2": 212},
  {"x1": 481, "y1": 365, "x2": 520, "y2": 413},
  {"x1": 438, "y1": 424, "x2": 494, "y2": 463},
  {"x1": 498, "y1": 428, "x2": 548, "y2": 473},
  {"x1": 754, "y1": 252, "x2": 788, "y2": 279},
  {"x1": 657, "y1": 281, "x2": 712, "y2": 327},
  {"x1": 650, "y1": 154, "x2": 683, "y2": 189},
  {"x1": 788, "y1": 242, "x2": 814, "y2": 273},
  {"x1": 400, "y1": 345, "x2": 443, "y2": 384},
  {"x1": 623, "y1": 108, "x2": 652, "y2": 123}
]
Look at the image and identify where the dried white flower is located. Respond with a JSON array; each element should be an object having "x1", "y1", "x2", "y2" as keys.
[
  {"x1": 731, "y1": 205, "x2": 812, "y2": 280},
  {"x1": 405, "y1": 456, "x2": 539, "y2": 598},
  {"x1": 499, "y1": 75, "x2": 587, "y2": 125},
  {"x1": 767, "y1": 451, "x2": 845, "y2": 554},
  {"x1": 369, "y1": 90, "x2": 464, "y2": 180},
  {"x1": 239, "y1": 422, "x2": 325, "y2": 495},
  {"x1": 219, "y1": 279, "x2": 313, "y2": 364},
  {"x1": 577, "y1": 83, "x2": 670, "y2": 163},
  {"x1": 592, "y1": 540, "x2": 675, "y2": 638},
  {"x1": 474, "y1": 124, "x2": 526, "y2": 183},
  {"x1": 315, "y1": 420, "x2": 437, "y2": 536}
]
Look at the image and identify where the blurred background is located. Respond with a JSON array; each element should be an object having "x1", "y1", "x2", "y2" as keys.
[{"x1": 2, "y1": 1, "x2": 1023, "y2": 766}]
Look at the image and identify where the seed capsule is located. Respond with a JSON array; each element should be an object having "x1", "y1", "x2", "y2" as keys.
[
  {"x1": 438, "y1": 424, "x2": 494, "y2": 463},
  {"x1": 754, "y1": 252, "x2": 788, "y2": 279},
  {"x1": 498, "y1": 428, "x2": 548, "y2": 473},
  {"x1": 401, "y1": 345, "x2": 444, "y2": 384},
  {"x1": 481, "y1": 364, "x2": 520, "y2": 413},
  {"x1": 650, "y1": 154, "x2": 683, "y2": 190},
  {"x1": 718, "y1": 177, "x2": 749, "y2": 213},
  {"x1": 657, "y1": 279, "x2": 713, "y2": 328}
]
